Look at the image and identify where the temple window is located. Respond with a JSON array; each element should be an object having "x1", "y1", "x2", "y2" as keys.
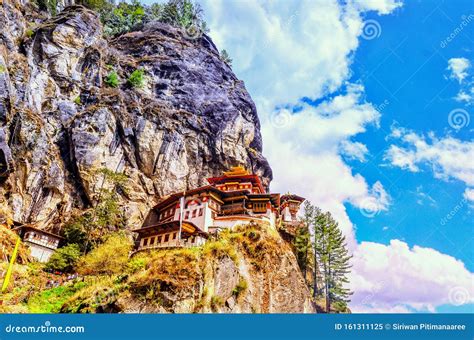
[
  {"x1": 158, "y1": 235, "x2": 162, "y2": 243},
  {"x1": 164, "y1": 234, "x2": 170, "y2": 242},
  {"x1": 172, "y1": 232, "x2": 177, "y2": 240},
  {"x1": 143, "y1": 238, "x2": 149, "y2": 246},
  {"x1": 253, "y1": 202, "x2": 267, "y2": 213},
  {"x1": 199, "y1": 208, "x2": 203, "y2": 216},
  {"x1": 192, "y1": 209, "x2": 197, "y2": 218},
  {"x1": 150, "y1": 237, "x2": 155, "y2": 245},
  {"x1": 185, "y1": 211, "x2": 190, "y2": 219}
]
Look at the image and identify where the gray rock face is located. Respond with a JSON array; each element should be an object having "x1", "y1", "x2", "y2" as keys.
[{"x1": 0, "y1": 2, "x2": 272, "y2": 229}]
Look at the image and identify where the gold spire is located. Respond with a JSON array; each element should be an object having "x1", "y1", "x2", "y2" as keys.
[{"x1": 223, "y1": 166, "x2": 250, "y2": 177}]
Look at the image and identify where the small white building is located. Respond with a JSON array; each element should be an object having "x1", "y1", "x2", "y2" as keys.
[{"x1": 17, "y1": 226, "x2": 62, "y2": 262}]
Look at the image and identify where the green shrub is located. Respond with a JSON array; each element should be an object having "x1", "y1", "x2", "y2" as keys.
[
  {"x1": 128, "y1": 69, "x2": 145, "y2": 88},
  {"x1": 73, "y1": 96, "x2": 81, "y2": 105},
  {"x1": 100, "y1": 0, "x2": 147, "y2": 36},
  {"x1": 127, "y1": 256, "x2": 147, "y2": 274},
  {"x1": 99, "y1": 0, "x2": 208, "y2": 37},
  {"x1": 25, "y1": 29, "x2": 35, "y2": 38},
  {"x1": 77, "y1": 233, "x2": 132, "y2": 276},
  {"x1": 81, "y1": 0, "x2": 110, "y2": 10},
  {"x1": 104, "y1": 70, "x2": 120, "y2": 88},
  {"x1": 232, "y1": 278, "x2": 248, "y2": 297},
  {"x1": 45, "y1": 244, "x2": 81, "y2": 273},
  {"x1": 210, "y1": 295, "x2": 224, "y2": 311},
  {"x1": 220, "y1": 49, "x2": 232, "y2": 66},
  {"x1": 36, "y1": 0, "x2": 58, "y2": 15}
]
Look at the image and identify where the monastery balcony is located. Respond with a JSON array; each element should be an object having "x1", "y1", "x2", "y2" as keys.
[
  {"x1": 24, "y1": 236, "x2": 59, "y2": 250},
  {"x1": 219, "y1": 203, "x2": 249, "y2": 215},
  {"x1": 134, "y1": 238, "x2": 204, "y2": 254}
]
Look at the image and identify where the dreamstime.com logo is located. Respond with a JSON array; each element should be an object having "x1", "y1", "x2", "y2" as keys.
[
  {"x1": 448, "y1": 286, "x2": 471, "y2": 306},
  {"x1": 448, "y1": 108, "x2": 470, "y2": 131},
  {"x1": 361, "y1": 19, "x2": 382, "y2": 40},
  {"x1": 4, "y1": 321, "x2": 85, "y2": 334},
  {"x1": 359, "y1": 198, "x2": 380, "y2": 218},
  {"x1": 270, "y1": 110, "x2": 292, "y2": 128}
]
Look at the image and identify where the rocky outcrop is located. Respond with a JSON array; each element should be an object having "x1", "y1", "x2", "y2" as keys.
[
  {"x1": 0, "y1": 1, "x2": 272, "y2": 230},
  {"x1": 60, "y1": 223, "x2": 316, "y2": 313}
]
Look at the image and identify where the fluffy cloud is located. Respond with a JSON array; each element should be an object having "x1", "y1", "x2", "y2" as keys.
[
  {"x1": 200, "y1": 0, "x2": 401, "y2": 109},
  {"x1": 340, "y1": 140, "x2": 369, "y2": 162},
  {"x1": 464, "y1": 188, "x2": 474, "y2": 203},
  {"x1": 446, "y1": 57, "x2": 474, "y2": 104},
  {"x1": 262, "y1": 84, "x2": 388, "y2": 248},
  {"x1": 447, "y1": 58, "x2": 471, "y2": 83},
  {"x1": 351, "y1": 240, "x2": 474, "y2": 312},
  {"x1": 384, "y1": 127, "x2": 474, "y2": 197}
]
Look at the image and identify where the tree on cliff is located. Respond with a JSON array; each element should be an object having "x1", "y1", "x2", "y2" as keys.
[{"x1": 304, "y1": 202, "x2": 352, "y2": 312}]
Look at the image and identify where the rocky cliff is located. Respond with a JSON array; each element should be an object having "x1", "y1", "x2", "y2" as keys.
[
  {"x1": 0, "y1": 1, "x2": 272, "y2": 230},
  {"x1": 0, "y1": 1, "x2": 317, "y2": 314},
  {"x1": 60, "y1": 223, "x2": 315, "y2": 313}
]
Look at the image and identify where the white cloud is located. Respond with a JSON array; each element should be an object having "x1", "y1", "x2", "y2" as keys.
[
  {"x1": 447, "y1": 58, "x2": 471, "y2": 83},
  {"x1": 446, "y1": 57, "x2": 474, "y2": 104},
  {"x1": 350, "y1": 0, "x2": 403, "y2": 15},
  {"x1": 384, "y1": 127, "x2": 474, "y2": 189},
  {"x1": 200, "y1": 0, "x2": 402, "y2": 107},
  {"x1": 262, "y1": 84, "x2": 388, "y2": 248},
  {"x1": 464, "y1": 188, "x2": 474, "y2": 203},
  {"x1": 351, "y1": 240, "x2": 474, "y2": 312},
  {"x1": 340, "y1": 140, "x2": 369, "y2": 162}
]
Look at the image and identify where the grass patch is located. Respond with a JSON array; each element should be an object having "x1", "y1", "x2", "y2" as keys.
[
  {"x1": 104, "y1": 70, "x2": 120, "y2": 88},
  {"x1": 127, "y1": 69, "x2": 145, "y2": 88},
  {"x1": 27, "y1": 281, "x2": 86, "y2": 313}
]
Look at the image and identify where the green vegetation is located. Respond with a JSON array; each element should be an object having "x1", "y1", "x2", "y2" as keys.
[
  {"x1": 73, "y1": 96, "x2": 81, "y2": 105},
  {"x1": 232, "y1": 277, "x2": 248, "y2": 298},
  {"x1": 36, "y1": 0, "x2": 58, "y2": 15},
  {"x1": 210, "y1": 295, "x2": 224, "y2": 311},
  {"x1": 303, "y1": 202, "x2": 352, "y2": 312},
  {"x1": 104, "y1": 70, "x2": 120, "y2": 88},
  {"x1": 99, "y1": 0, "x2": 147, "y2": 36},
  {"x1": 160, "y1": 0, "x2": 208, "y2": 34},
  {"x1": 27, "y1": 282, "x2": 86, "y2": 313},
  {"x1": 61, "y1": 169, "x2": 128, "y2": 253},
  {"x1": 293, "y1": 220, "x2": 311, "y2": 283},
  {"x1": 127, "y1": 69, "x2": 146, "y2": 88},
  {"x1": 25, "y1": 29, "x2": 35, "y2": 38},
  {"x1": 220, "y1": 49, "x2": 232, "y2": 66},
  {"x1": 45, "y1": 244, "x2": 81, "y2": 273},
  {"x1": 86, "y1": 0, "x2": 209, "y2": 37},
  {"x1": 0, "y1": 65, "x2": 5, "y2": 74},
  {"x1": 77, "y1": 233, "x2": 132, "y2": 276}
]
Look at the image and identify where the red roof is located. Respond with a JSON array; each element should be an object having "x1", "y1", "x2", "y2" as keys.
[{"x1": 207, "y1": 174, "x2": 265, "y2": 193}]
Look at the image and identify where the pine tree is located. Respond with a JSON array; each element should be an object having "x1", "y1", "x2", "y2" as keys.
[
  {"x1": 313, "y1": 209, "x2": 352, "y2": 312},
  {"x1": 293, "y1": 224, "x2": 311, "y2": 283}
]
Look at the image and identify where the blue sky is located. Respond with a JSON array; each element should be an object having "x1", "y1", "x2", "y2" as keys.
[
  {"x1": 141, "y1": 0, "x2": 473, "y2": 313},
  {"x1": 349, "y1": 1, "x2": 473, "y2": 268}
]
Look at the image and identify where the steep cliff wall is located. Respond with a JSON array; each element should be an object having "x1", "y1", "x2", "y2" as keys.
[
  {"x1": 0, "y1": 2, "x2": 317, "y2": 314},
  {"x1": 0, "y1": 1, "x2": 272, "y2": 230},
  {"x1": 59, "y1": 223, "x2": 315, "y2": 313}
]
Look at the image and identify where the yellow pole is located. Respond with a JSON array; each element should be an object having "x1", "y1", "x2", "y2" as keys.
[{"x1": 1, "y1": 236, "x2": 20, "y2": 293}]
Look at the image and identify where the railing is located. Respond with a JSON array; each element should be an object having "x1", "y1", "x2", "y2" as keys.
[
  {"x1": 135, "y1": 239, "x2": 202, "y2": 253},
  {"x1": 24, "y1": 236, "x2": 58, "y2": 249}
]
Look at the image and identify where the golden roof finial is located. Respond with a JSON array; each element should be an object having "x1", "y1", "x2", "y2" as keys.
[{"x1": 223, "y1": 166, "x2": 250, "y2": 177}]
